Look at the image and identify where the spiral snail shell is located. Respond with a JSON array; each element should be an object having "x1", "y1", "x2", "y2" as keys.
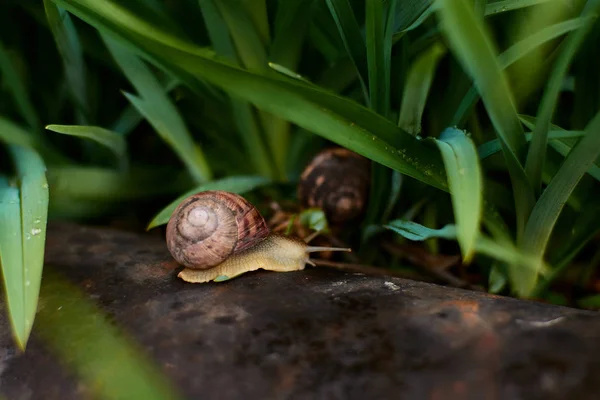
[
  {"x1": 298, "y1": 147, "x2": 370, "y2": 225},
  {"x1": 166, "y1": 190, "x2": 351, "y2": 283}
]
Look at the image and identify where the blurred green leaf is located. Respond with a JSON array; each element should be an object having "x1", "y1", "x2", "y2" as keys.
[
  {"x1": 0, "y1": 41, "x2": 40, "y2": 133},
  {"x1": 199, "y1": 0, "x2": 276, "y2": 179},
  {"x1": 326, "y1": 0, "x2": 369, "y2": 101},
  {"x1": 398, "y1": 40, "x2": 446, "y2": 135},
  {"x1": 525, "y1": 1, "x2": 600, "y2": 194},
  {"x1": 101, "y1": 35, "x2": 212, "y2": 184},
  {"x1": 453, "y1": 15, "x2": 591, "y2": 126},
  {"x1": 576, "y1": 294, "x2": 600, "y2": 309},
  {"x1": 37, "y1": 270, "x2": 184, "y2": 400},
  {"x1": 270, "y1": 0, "x2": 315, "y2": 69},
  {"x1": 299, "y1": 208, "x2": 330, "y2": 233},
  {"x1": 433, "y1": 128, "x2": 483, "y2": 262},
  {"x1": 478, "y1": 130, "x2": 584, "y2": 159},
  {"x1": 520, "y1": 110, "x2": 600, "y2": 296},
  {"x1": 0, "y1": 116, "x2": 38, "y2": 149},
  {"x1": 147, "y1": 176, "x2": 271, "y2": 230},
  {"x1": 45, "y1": 124, "x2": 128, "y2": 169},
  {"x1": 44, "y1": 0, "x2": 89, "y2": 123},
  {"x1": 435, "y1": 0, "x2": 534, "y2": 239}
]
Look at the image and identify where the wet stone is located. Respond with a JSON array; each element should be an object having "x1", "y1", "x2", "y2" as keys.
[{"x1": 1, "y1": 223, "x2": 600, "y2": 400}]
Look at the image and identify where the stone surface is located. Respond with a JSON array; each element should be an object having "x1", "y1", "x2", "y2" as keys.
[{"x1": 1, "y1": 223, "x2": 600, "y2": 400}]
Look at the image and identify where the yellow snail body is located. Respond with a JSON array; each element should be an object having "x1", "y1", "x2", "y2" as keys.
[{"x1": 166, "y1": 190, "x2": 351, "y2": 283}]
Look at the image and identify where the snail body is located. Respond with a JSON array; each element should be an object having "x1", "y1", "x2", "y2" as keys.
[{"x1": 166, "y1": 190, "x2": 350, "y2": 283}]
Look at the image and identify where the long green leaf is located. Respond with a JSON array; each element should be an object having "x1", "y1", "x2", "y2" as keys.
[
  {"x1": 326, "y1": 0, "x2": 369, "y2": 101},
  {"x1": 0, "y1": 41, "x2": 40, "y2": 133},
  {"x1": 434, "y1": 0, "x2": 534, "y2": 238},
  {"x1": 384, "y1": 220, "x2": 548, "y2": 275},
  {"x1": 45, "y1": 124, "x2": 128, "y2": 169},
  {"x1": 270, "y1": 0, "x2": 315, "y2": 69},
  {"x1": 520, "y1": 110, "x2": 600, "y2": 296},
  {"x1": 525, "y1": 1, "x2": 600, "y2": 194},
  {"x1": 50, "y1": 0, "x2": 448, "y2": 191},
  {"x1": 44, "y1": 0, "x2": 89, "y2": 123},
  {"x1": 398, "y1": 41, "x2": 446, "y2": 135},
  {"x1": 433, "y1": 128, "x2": 483, "y2": 262},
  {"x1": 366, "y1": 0, "x2": 388, "y2": 116},
  {"x1": 147, "y1": 175, "x2": 271, "y2": 230},
  {"x1": 102, "y1": 35, "x2": 212, "y2": 183},
  {"x1": 0, "y1": 179, "x2": 26, "y2": 349},
  {"x1": 452, "y1": 15, "x2": 591, "y2": 126},
  {"x1": 198, "y1": 0, "x2": 275, "y2": 178}
]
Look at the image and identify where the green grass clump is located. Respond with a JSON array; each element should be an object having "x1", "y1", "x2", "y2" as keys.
[{"x1": 1, "y1": 0, "x2": 600, "y2": 395}]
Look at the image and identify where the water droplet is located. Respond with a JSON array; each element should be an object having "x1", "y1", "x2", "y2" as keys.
[
  {"x1": 34, "y1": 219, "x2": 41, "y2": 224},
  {"x1": 42, "y1": 183, "x2": 49, "y2": 189},
  {"x1": 25, "y1": 233, "x2": 31, "y2": 240},
  {"x1": 31, "y1": 228, "x2": 42, "y2": 236},
  {"x1": 25, "y1": 280, "x2": 30, "y2": 287},
  {"x1": 57, "y1": 306, "x2": 63, "y2": 311}
]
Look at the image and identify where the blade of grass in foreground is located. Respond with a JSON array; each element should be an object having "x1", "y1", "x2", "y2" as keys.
[
  {"x1": 485, "y1": 0, "x2": 564, "y2": 15},
  {"x1": 101, "y1": 34, "x2": 212, "y2": 184},
  {"x1": 434, "y1": 0, "x2": 534, "y2": 239},
  {"x1": 45, "y1": 124, "x2": 128, "y2": 170},
  {"x1": 0, "y1": 178, "x2": 27, "y2": 349},
  {"x1": 525, "y1": 0, "x2": 600, "y2": 194},
  {"x1": 37, "y1": 270, "x2": 183, "y2": 400},
  {"x1": 147, "y1": 176, "x2": 272, "y2": 229},
  {"x1": 0, "y1": 145, "x2": 49, "y2": 349},
  {"x1": 519, "y1": 110, "x2": 600, "y2": 297},
  {"x1": 432, "y1": 128, "x2": 483, "y2": 263}
]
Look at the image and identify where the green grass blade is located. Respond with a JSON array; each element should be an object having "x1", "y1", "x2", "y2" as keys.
[
  {"x1": 37, "y1": 271, "x2": 184, "y2": 400},
  {"x1": 520, "y1": 110, "x2": 600, "y2": 296},
  {"x1": 43, "y1": 0, "x2": 89, "y2": 123},
  {"x1": 147, "y1": 176, "x2": 271, "y2": 230},
  {"x1": 215, "y1": 0, "x2": 267, "y2": 70},
  {"x1": 485, "y1": 0, "x2": 561, "y2": 15},
  {"x1": 452, "y1": 16, "x2": 591, "y2": 126},
  {"x1": 398, "y1": 41, "x2": 446, "y2": 135},
  {"x1": 49, "y1": 0, "x2": 449, "y2": 191},
  {"x1": 45, "y1": 124, "x2": 128, "y2": 169},
  {"x1": 102, "y1": 35, "x2": 212, "y2": 183},
  {"x1": 0, "y1": 179, "x2": 27, "y2": 350},
  {"x1": 0, "y1": 41, "x2": 40, "y2": 133},
  {"x1": 242, "y1": 0, "x2": 270, "y2": 46},
  {"x1": 525, "y1": 1, "x2": 600, "y2": 194},
  {"x1": 366, "y1": 0, "x2": 388, "y2": 116},
  {"x1": 270, "y1": 0, "x2": 315, "y2": 69},
  {"x1": 6, "y1": 145, "x2": 49, "y2": 349},
  {"x1": 198, "y1": 0, "x2": 276, "y2": 178},
  {"x1": 433, "y1": 128, "x2": 483, "y2": 262},
  {"x1": 326, "y1": 0, "x2": 369, "y2": 101},
  {"x1": 478, "y1": 130, "x2": 584, "y2": 159},
  {"x1": 434, "y1": 0, "x2": 534, "y2": 238}
]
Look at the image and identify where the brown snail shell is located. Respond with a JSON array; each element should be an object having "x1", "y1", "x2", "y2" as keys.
[
  {"x1": 165, "y1": 190, "x2": 270, "y2": 270},
  {"x1": 298, "y1": 147, "x2": 371, "y2": 225}
]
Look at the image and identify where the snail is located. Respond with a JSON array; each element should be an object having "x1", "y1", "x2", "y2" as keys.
[
  {"x1": 166, "y1": 190, "x2": 351, "y2": 283},
  {"x1": 298, "y1": 147, "x2": 370, "y2": 226}
]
